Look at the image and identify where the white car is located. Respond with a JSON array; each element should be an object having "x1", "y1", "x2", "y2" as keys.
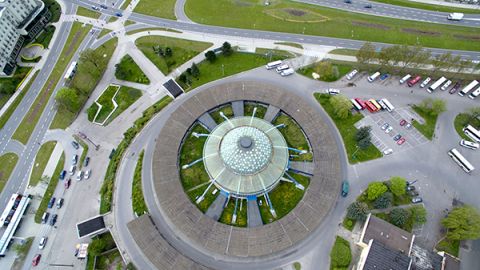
[
  {"x1": 381, "y1": 123, "x2": 389, "y2": 130},
  {"x1": 383, "y1": 148, "x2": 393, "y2": 155},
  {"x1": 84, "y1": 169, "x2": 91, "y2": 180},
  {"x1": 441, "y1": 80, "x2": 452, "y2": 91},
  {"x1": 76, "y1": 171, "x2": 84, "y2": 181},
  {"x1": 346, "y1": 69, "x2": 358, "y2": 80},
  {"x1": 69, "y1": 165, "x2": 76, "y2": 176},
  {"x1": 385, "y1": 126, "x2": 393, "y2": 134},
  {"x1": 420, "y1": 77, "x2": 431, "y2": 88},
  {"x1": 39, "y1": 237, "x2": 48, "y2": 250},
  {"x1": 326, "y1": 88, "x2": 340, "y2": 95}
]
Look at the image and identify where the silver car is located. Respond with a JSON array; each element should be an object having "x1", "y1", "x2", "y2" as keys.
[{"x1": 385, "y1": 126, "x2": 393, "y2": 134}]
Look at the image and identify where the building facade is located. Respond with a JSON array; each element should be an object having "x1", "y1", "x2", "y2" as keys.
[{"x1": 0, "y1": 0, "x2": 50, "y2": 76}]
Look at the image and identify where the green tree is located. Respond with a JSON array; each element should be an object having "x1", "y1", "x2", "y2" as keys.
[
  {"x1": 329, "y1": 95, "x2": 352, "y2": 119},
  {"x1": 418, "y1": 98, "x2": 446, "y2": 116},
  {"x1": 347, "y1": 202, "x2": 368, "y2": 221},
  {"x1": 314, "y1": 61, "x2": 339, "y2": 81},
  {"x1": 221, "y1": 41, "x2": 233, "y2": 56},
  {"x1": 191, "y1": 62, "x2": 200, "y2": 78},
  {"x1": 55, "y1": 87, "x2": 80, "y2": 112},
  {"x1": 205, "y1": 50, "x2": 216, "y2": 63},
  {"x1": 409, "y1": 205, "x2": 427, "y2": 225},
  {"x1": 126, "y1": 262, "x2": 137, "y2": 270},
  {"x1": 356, "y1": 42, "x2": 376, "y2": 65},
  {"x1": 356, "y1": 126, "x2": 372, "y2": 149},
  {"x1": 390, "y1": 208, "x2": 411, "y2": 228},
  {"x1": 367, "y1": 182, "x2": 388, "y2": 201},
  {"x1": 88, "y1": 237, "x2": 106, "y2": 256},
  {"x1": 79, "y1": 48, "x2": 109, "y2": 76},
  {"x1": 330, "y1": 236, "x2": 352, "y2": 268},
  {"x1": 442, "y1": 206, "x2": 480, "y2": 241},
  {"x1": 374, "y1": 192, "x2": 393, "y2": 209},
  {"x1": 390, "y1": 176, "x2": 407, "y2": 197}
]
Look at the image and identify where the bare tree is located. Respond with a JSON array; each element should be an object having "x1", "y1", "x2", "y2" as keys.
[{"x1": 356, "y1": 42, "x2": 377, "y2": 66}]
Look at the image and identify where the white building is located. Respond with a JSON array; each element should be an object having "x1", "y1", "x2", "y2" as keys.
[{"x1": 0, "y1": 0, "x2": 49, "y2": 76}]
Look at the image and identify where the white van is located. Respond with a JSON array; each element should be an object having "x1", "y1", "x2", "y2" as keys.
[
  {"x1": 399, "y1": 74, "x2": 411, "y2": 84},
  {"x1": 276, "y1": 64, "x2": 289, "y2": 73},
  {"x1": 326, "y1": 88, "x2": 340, "y2": 95},
  {"x1": 280, "y1": 68, "x2": 294, "y2": 76},
  {"x1": 367, "y1": 72, "x2": 381, "y2": 82},
  {"x1": 265, "y1": 60, "x2": 282, "y2": 70},
  {"x1": 441, "y1": 80, "x2": 452, "y2": 91},
  {"x1": 420, "y1": 77, "x2": 431, "y2": 88},
  {"x1": 346, "y1": 69, "x2": 358, "y2": 80},
  {"x1": 460, "y1": 139, "x2": 479, "y2": 150}
]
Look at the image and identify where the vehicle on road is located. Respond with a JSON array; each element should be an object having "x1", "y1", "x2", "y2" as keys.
[
  {"x1": 411, "y1": 197, "x2": 423, "y2": 204},
  {"x1": 280, "y1": 68, "x2": 294, "y2": 77},
  {"x1": 380, "y1": 74, "x2": 389, "y2": 80},
  {"x1": 72, "y1": 154, "x2": 78, "y2": 165},
  {"x1": 367, "y1": 71, "x2": 381, "y2": 82},
  {"x1": 59, "y1": 170, "x2": 66, "y2": 180},
  {"x1": 275, "y1": 64, "x2": 289, "y2": 73},
  {"x1": 397, "y1": 138, "x2": 406, "y2": 145},
  {"x1": 100, "y1": 4, "x2": 108, "y2": 9},
  {"x1": 65, "y1": 178, "x2": 71, "y2": 189},
  {"x1": 344, "y1": 0, "x2": 352, "y2": 3},
  {"x1": 385, "y1": 126, "x2": 393, "y2": 134},
  {"x1": 346, "y1": 69, "x2": 358, "y2": 80},
  {"x1": 91, "y1": 5, "x2": 100, "y2": 11},
  {"x1": 341, "y1": 180, "x2": 349, "y2": 197},
  {"x1": 84, "y1": 157, "x2": 90, "y2": 167},
  {"x1": 84, "y1": 169, "x2": 91, "y2": 179},
  {"x1": 447, "y1": 12, "x2": 464, "y2": 21},
  {"x1": 393, "y1": 134, "x2": 402, "y2": 141},
  {"x1": 400, "y1": 119, "x2": 407, "y2": 126},
  {"x1": 449, "y1": 82, "x2": 461, "y2": 94},
  {"x1": 448, "y1": 148, "x2": 475, "y2": 173},
  {"x1": 50, "y1": 214, "x2": 57, "y2": 226},
  {"x1": 76, "y1": 171, "x2": 84, "y2": 181},
  {"x1": 364, "y1": 4, "x2": 372, "y2": 8},
  {"x1": 41, "y1": 212, "x2": 49, "y2": 224},
  {"x1": 458, "y1": 80, "x2": 478, "y2": 96},
  {"x1": 32, "y1": 254, "x2": 41, "y2": 266},
  {"x1": 460, "y1": 139, "x2": 479, "y2": 150},
  {"x1": 265, "y1": 60, "x2": 282, "y2": 70},
  {"x1": 39, "y1": 237, "x2": 47, "y2": 249},
  {"x1": 407, "y1": 75, "x2": 421, "y2": 87},
  {"x1": 441, "y1": 80, "x2": 452, "y2": 91},
  {"x1": 428, "y1": 77, "x2": 447, "y2": 93},
  {"x1": 326, "y1": 88, "x2": 340, "y2": 95},
  {"x1": 115, "y1": 12, "x2": 123, "y2": 17},
  {"x1": 383, "y1": 148, "x2": 393, "y2": 155},
  {"x1": 69, "y1": 165, "x2": 76, "y2": 176},
  {"x1": 57, "y1": 198, "x2": 64, "y2": 209},
  {"x1": 71, "y1": 141, "x2": 79, "y2": 149},
  {"x1": 381, "y1": 123, "x2": 389, "y2": 130},
  {"x1": 399, "y1": 74, "x2": 411, "y2": 84},
  {"x1": 420, "y1": 77, "x2": 431, "y2": 88},
  {"x1": 47, "y1": 197, "x2": 56, "y2": 209}
]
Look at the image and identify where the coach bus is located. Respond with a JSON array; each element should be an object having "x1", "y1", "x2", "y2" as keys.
[
  {"x1": 427, "y1": 77, "x2": 447, "y2": 93},
  {"x1": 365, "y1": 101, "x2": 378, "y2": 112},
  {"x1": 458, "y1": 80, "x2": 479, "y2": 97},
  {"x1": 381, "y1": 98, "x2": 395, "y2": 112},
  {"x1": 64, "y1": 61, "x2": 78, "y2": 80},
  {"x1": 354, "y1": 98, "x2": 366, "y2": 109},
  {"x1": 265, "y1": 60, "x2": 282, "y2": 70},
  {"x1": 350, "y1": 99, "x2": 363, "y2": 111},
  {"x1": 468, "y1": 86, "x2": 480, "y2": 100},
  {"x1": 448, "y1": 148, "x2": 475, "y2": 173},
  {"x1": 369, "y1": 99, "x2": 382, "y2": 111},
  {"x1": 463, "y1": 125, "x2": 480, "y2": 143}
]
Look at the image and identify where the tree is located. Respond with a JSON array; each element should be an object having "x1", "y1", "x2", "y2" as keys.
[
  {"x1": 409, "y1": 205, "x2": 427, "y2": 225},
  {"x1": 205, "y1": 50, "x2": 216, "y2": 63},
  {"x1": 442, "y1": 206, "x2": 480, "y2": 241},
  {"x1": 79, "y1": 48, "x2": 108, "y2": 75},
  {"x1": 329, "y1": 95, "x2": 352, "y2": 119},
  {"x1": 356, "y1": 126, "x2": 372, "y2": 149},
  {"x1": 389, "y1": 176, "x2": 407, "y2": 197},
  {"x1": 347, "y1": 202, "x2": 369, "y2": 221},
  {"x1": 367, "y1": 182, "x2": 388, "y2": 201},
  {"x1": 467, "y1": 107, "x2": 480, "y2": 120},
  {"x1": 191, "y1": 62, "x2": 200, "y2": 78},
  {"x1": 88, "y1": 237, "x2": 106, "y2": 256},
  {"x1": 356, "y1": 42, "x2": 376, "y2": 65},
  {"x1": 221, "y1": 41, "x2": 233, "y2": 56},
  {"x1": 55, "y1": 87, "x2": 80, "y2": 112},
  {"x1": 330, "y1": 236, "x2": 352, "y2": 268},
  {"x1": 178, "y1": 73, "x2": 187, "y2": 84},
  {"x1": 374, "y1": 192, "x2": 393, "y2": 209},
  {"x1": 314, "y1": 61, "x2": 339, "y2": 81},
  {"x1": 165, "y1": 47, "x2": 172, "y2": 57},
  {"x1": 390, "y1": 208, "x2": 411, "y2": 228},
  {"x1": 431, "y1": 98, "x2": 447, "y2": 116}
]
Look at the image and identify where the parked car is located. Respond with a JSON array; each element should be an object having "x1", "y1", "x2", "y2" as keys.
[
  {"x1": 32, "y1": 254, "x2": 41, "y2": 266},
  {"x1": 341, "y1": 180, "x2": 349, "y2": 197},
  {"x1": 57, "y1": 198, "x2": 64, "y2": 209},
  {"x1": 381, "y1": 123, "x2": 389, "y2": 130},
  {"x1": 59, "y1": 170, "x2": 66, "y2": 180},
  {"x1": 407, "y1": 185, "x2": 416, "y2": 191},
  {"x1": 441, "y1": 80, "x2": 452, "y2": 91},
  {"x1": 91, "y1": 5, "x2": 100, "y2": 11},
  {"x1": 383, "y1": 148, "x2": 393, "y2": 155},
  {"x1": 393, "y1": 134, "x2": 402, "y2": 141},
  {"x1": 385, "y1": 126, "x2": 393, "y2": 134},
  {"x1": 41, "y1": 212, "x2": 49, "y2": 224},
  {"x1": 84, "y1": 169, "x2": 91, "y2": 180},
  {"x1": 39, "y1": 237, "x2": 48, "y2": 250},
  {"x1": 380, "y1": 74, "x2": 389, "y2": 80},
  {"x1": 397, "y1": 137, "x2": 406, "y2": 145},
  {"x1": 408, "y1": 190, "x2": 419, "y2": 196},
  {"x1": 50, "y1": 214, "x2": 58, "y2": 226},
  {"x1": 47, "y1": 197, "x2": 56, "y2": 209},
  {"x1": 400, "y1": 119, "x2": 407, "y2": 126},
  {"x1": 84, "y1": 157, "x2": 90, "y2": 167},
  {"x1": 326, "y1": 88, "x2": 340, "y2": 95},
  {"x1": 449, "y1": 82, "x2": 461, "y2": 94},
  {"x1": 405, "y1": 123, "x2": 412, "y2": 129},
  {"x1": 71, "y1": 141, "x2": 79, "y2": 149},
  {"x1": 72, "y1": 154, "x2": 78, "y2": 165},
  {"x1": 76, "y1": 171, "x2": 84, "y2": 181},
  {"x1": 346, "y1": 69, "x2": 358, "y2": 80},
  {"x1": 69, "y1": 165, "x2": 76, "y2": 176},
  {"x1": 411, "y1": 197, "x2": 423, "y2": 204},
  {"x1": 65, "y1": 178, "x2": 71, "y2": 189},
  {"x1": 420, "y1": 77, "x2": 431, "y2": 88},
  {"x1": 344, "y1": 0, "x2": 352, "y2": 3}
]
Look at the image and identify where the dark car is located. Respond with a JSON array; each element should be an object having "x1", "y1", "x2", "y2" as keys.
[
  {"x1": 71, "y1": 141, "x2": 79, "y2": 149},
  {"x1": 412, "y1": 197, "x2": 423, "y2": 204},
  {"x1": 59, "y1": 170, "x2": 66, "y2": 180},
  {"x1": 341, "y1": 180, "x2": 349, "y2": 197},
  {"x1": 364, "y1": 3, "x2": 372, "y2": 8},
  {"x1": 47, "y1": 197, "x2": 56, "y2": 209},
  {"x1": 100, "y1": 4, "x2": 108, "y2": 9},
  {"x1": 380, "y1": 74, "x2": 389, "y2": 80},
  {"x1": 400, "y1": 119, "x2": 407, "y2": 126},
  {"x1": 407, "y1": 185, "x2": 416, "y2": 191},
  {"x1": 65, "y1": 178, "x2": 71, "y2": 189},
  {"x1": 408, "y1": 190, "x2": 419, "y2": 196},
  {"x1": 84, "y1": 157, "x2": 90, "y2": 167},
  {"x1": 393, "y1": 134, "x2": 402, "y2": 141},
  {"x1": 115, "y1": 12, "x2": 123, "y2": 17},
  {"x1": 50, "y1": 214, "x2": 58, "y2": 226},
  {"x1": 32, "y1": 254, "x2": 41, "y2": 266},
  {"x1": 344, "y1": 0, "x2": 352, "y2": 3},
  {"x1": 449, "y1": 82, "x2": 461, "y2": 94}
]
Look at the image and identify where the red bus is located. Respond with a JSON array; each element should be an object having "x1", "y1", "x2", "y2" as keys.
[
  {"x1": 354, "y1": 98, "x2": 366, "y2": 109},
  {"x1": 365, "y1": 101, "x2": 378, "y2": 112},
  {"x1": 407, "y1": 75, "x2": 421, "y2": 87}
]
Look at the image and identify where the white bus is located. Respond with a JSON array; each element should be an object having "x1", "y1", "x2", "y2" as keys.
[
  {"x1": 367, "y1": 72, "x2": 381, "y2": 82},
  {"x1": 460, "y1": 139, "x2": 479, "y2": 150},
  {"x1": 463, "y1": 125, "x2": 480, "y2": 143},
  {"x1": 427, "y1": 77, "x2": 447, "y2": 93},
  {"x1": 458, "y1": 80, "x2": 479, "y2": 97},
  {"x1": 381, "y1": 98, "x2": 395, "y2": 112},
  {"x1": 64, "y1": 61, "x2": 78, "y2": 80},
  {"x1": 448, "y1": 148, "x2": 475, "y2": 173},
  {"x1": 350, "y1": 99, "x2": 362, "y2": 111},
  {"x1": 468, "y1": 86, "x2": 480, "y2": 100},
  {"x1": 265, "y1": 60, "x2": 282, "y2": 70}
]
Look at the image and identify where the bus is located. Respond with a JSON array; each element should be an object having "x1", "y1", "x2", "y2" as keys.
[
  {"x1": 427, "y1": 77, "x2": 447, "y2": 93},
  {"x1": 265, "y1": 60, "x2": 282, "y2": 70},
  {"x1": 447, "y1": 148, "x2": 475, "y2": 173},
  {"x1": 365, "y1": 101, "x2": 377, "y2": 112},
  {"x1": 381, "y1": 98, "x2": 395, "y2": 112},
  {"x1": 468, "y1": 86, "x2": 480, "y2": 100},
  {"x1": 463, "y1": 125, "x2": 480, "y2": 143},
  {"x1": 354, "y1": 98, "x2": 366, "y2": 109},
  {"x1": 64, "y1": 61, "x2": 78, "y2": 80},
  {"x1": 0, "y1": 194, "x2": 21, "y2": 227},
  {"x1": 350, "y1": 99, "x2": 363, "y2": 111},
  {"x1": 458, "y1": 80, "x2": 479, "y2": 97},
  {"x1": 367, "y1": 72, "x2": 381, "y2": 82},
  {"x1": 369, "y1": 99, "x2": 382, "y2": 111}
]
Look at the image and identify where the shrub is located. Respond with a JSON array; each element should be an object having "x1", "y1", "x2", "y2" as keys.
[
  {"x1": 390, "y1": 208, "x2": 411, "y2": 228},
  {"x1": 367, "y1": 182, "x2": 388, "y2": 201},
  {"x1": 374, "y1": 192, "x2": 393, "y2": 209},
  {"x1": 347, "y1": 201, "x2": 368, "y2": 221},
  {"x1": 390, "y1": 176, "x2": 407, "y2": 197},
  {"x1": 330, "y1": 236, "x2": 352, "y2": 269}
]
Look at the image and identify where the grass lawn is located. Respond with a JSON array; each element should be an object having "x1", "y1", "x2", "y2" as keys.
[
  {"x1": 98, "y1": 29, "x2": 112, "y2": 39},
  {"x1": 186, "y1": 184, "x2": 219, "y2": 213},
  {"x1": 219, "y1": 197, "x2": 247, "y2": 227},
  {"x1": 372, "y1": 0, "x2": 480, "y2": 14},
  {"x1": 273, "y1": 113, "x2": 313, "y2": 162},
  {"x1": 210, "y1": 105, "x2": 234, "y2": 124},
  {"x1": 436, "y1": 238, "x2": 460, "y2": 257},
  {"x1": 32, "y1": 25, "x2": 56, "y2": 48},
  {"x1": 328, "y1": 48, "x2": 358, "y2": 56},
  {"x1": 412, "y1": 105, "x2": 438, "y2": 140},
  {"x1": 135, "y1": 36, "x2": 212, "y2": 75},
  {"x1": 34, "y1": 153, "x2": 64, "y2": 223},
  {"x1": 244, "y1": 102, "x2": 267, "y2": 119},
  {"x1": 454, "y1": 113, "x2": 480, "y2": 140},
  {"x1": 120, "y1": 0, "x2": 133, "y2": 9},
  {"x1": 124, "y1": 20, "x2": 136, "y2": 26},
  {"x1": 179, "y1": 124, "x2": 210, "y2": 190},
  {"x1": 315, "y1": 93, "x2": 382, "y2": 163},
  {"x1": 132, "y1": 151, "x2": 148, "y2": 216},
  {"x1": 49, "y1": 37, "x2": 118, "y2": 130},
  {"x1": 11, "y1": 237, "x2": 34, "y2": 270},
  {"x1": 255, "y1": 48, "x2": 297, "y2": 58},
  {"x1": 76, "y1": 6, "x2": 101, "y2": 18},
  {"x1": 0, "y1": 153, "x2": 19, "y2": 193},
  {"x1": 0, "y1": 71, "x2": 39, "y2": 130},
  {"x1": 274, "y1": 42, "x2": 303, "y2": 49},
  {"x1": 342, "y1": 217, "x2": 356, "y2": 231},
  {"x1": 133, "y1": 0, "x2": 176, "y2": 19},
  {"x1": 184, "y1": 0, "x2": 480, "y2": 51},
  {"x1": 29, "y1": 141, "x2": 57, "y2": 187},
  {"x1": 0, "y1": 66, "x2": 32, "y2": 111},
  {"x1": 297, "y1": 61, "x2": 352, "y2": 82},
  {"x1": 178, "y1": 52, "x2": 282, "y2": 91},
  {"x1": 115, "y1": 54, "x2": 150, "y2": 84},
  {"x1": 257, "y1": 196, "x2": 275, "y2": 224},
  {"x1": 13, "y1": 22, "x2": 91, "y2": 144},
  {"x1": 126, "y1": 27, "x2": 182, "y2": 35},
  {"x1": 268, "y1": 173, "x2": 310, "y2": 221}
]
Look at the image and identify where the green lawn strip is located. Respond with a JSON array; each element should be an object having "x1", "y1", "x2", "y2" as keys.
[
  {"x1": 328, "y1": 48, "x2": 358, "y2": 56},
  {"x1": 44, "y1": 0, "x2": 62, "y2": 22},
  {"x1": 0, "y1": 71, "x2": 38, "y2": 129},
  {"x1": 126, "y1": 27, "x2": 182, "y2": 35},
  {"x1": 74, "y1": 135, "x2": 89, "y2": 170},
  {"x1": 186, "y1": 184, "x2": 219, "y2": 213},
  {"x1": 268, "y1": 173, "x2": 310, "y2": 221},
  {"x1": 184, "y1": 0, "x2": 479, "y2": 51},
  {"x1": 132, "y1": 151, "x2": 148, "y2": 216},
  {"x1": 297, "y1": 61, "x2": 352, "y2": 82},
  {"x1": 0, "y1": 66, "x2": 32, "y2": 110},
  {"x1": 124, "y1": 20, "x2": 136, "y2": 26},
  {"x1": 13, "y1": 22, "x2": 91, "y2": 144},
  {"x1": 32, "y1": 25, "x2": 56, "y2": 48},
  {"x1": 76, "y1": 6, "x2": 101, "y2": 19},
  {"x1": 244, "y1": 102, "x2": 267, "y2": 119},
  {"x1": 219, "y1": 197, "x2": 247, "y2": 227},
  {"x1": 98, "y1": 29, "x2": 112, "y2": 39},
  {"x1": 255, "y1": 48, "x2": 298, "y2": 58},
  {"x1": 120, "y1": 0, "x2": 133, "y2": 9},
  {"x1": 11, "y1": 237, "x2": 34, "y2": 270},
  {"x1": 34, "y1": 152, "x2": 64, "y2": 223},
  {"x1": 210, "y1": 105, "x2": 234, "y2": 124},
  {"x1": 29, "y1": 141, "x2": 57, "y2": 186},
  {"x1": 100, "y1": 96, "x2": 173, "y2": 213},
  {"x1": 342, "y1": 217, "x2": 356, "y2": 231},
  {"x1": 272, "y1": 113, "x2": 313, "y2": 162},
  {"x1": 179, "y1": 124, "x2": 210, "y2": 190},
  {"x1": 412, "y1": 105, "x2": 438, "y2": 140},
  {"x1": 178, "y1": 52, "x2": 284, "y2": 91},
  {"x1": 257, "y1": 196, "x2": 275, "y2": 224},
  {"x1": 314, "y1": 93, "x2": 382, "y2": 164},
  {"x1": 104, "y1": 87, "x2": 142, "y2": 125},
  {"x1": 454, "y1": 113, "x2": 480, "y2": 140},
  {"x1": 274, "y1": 42, "x2": 303, "y2": 49},
  {"x1": 436, "y1": 238, "x2": 460, "y2": 257},
  {"x1": 330, "y1": 236, "x2": 352, "y2": 270},
  {"x1": 0, "y1": 153, "x2": 19, "y2": 193},
  {"x1": 135, "y1": 36, "x2": 212, "y2": 75},
  {"x1": 88, "y1": 85, "x2": 119, "y2": 123},
  {"x1": 115, "y1": 55, "x2": 150, "y2": 84},
  {"x1": 133, "y1": 0, "x2": 176, "y2": 20},
  {"x1": 49, "y1": 37, "x2": 118, "y2": 129},
  {"x1": 371, "y1": 0, "x2": 480, "y2": 14}
]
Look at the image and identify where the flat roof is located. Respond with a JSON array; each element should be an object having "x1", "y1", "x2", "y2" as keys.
[
  {"x1": 361, "y1": 214, "x2": 413, "y2": 254},
  {"x1": 76, "y1": 216, "x2": 105, "y2": 238},
  {"x1": 163, "y1": 79, "x2": 183, "y2": 98},
  {"x1": 364, "y1": 240, "x2": 411, "y2": 270}
]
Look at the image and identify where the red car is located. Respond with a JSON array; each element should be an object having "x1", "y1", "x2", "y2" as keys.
[
  {"x1": 400, "y1": 119, "x2": 407, "y2": 126},
  {"x1": 397, "y1": 138, "x2": 406, "y2": 145},
  {"x1": 32, "y1": 254, "x2": 41, "y2": 266},
  {"x1": 65, "y1": 178, "x2": 71, "y2": 189}
]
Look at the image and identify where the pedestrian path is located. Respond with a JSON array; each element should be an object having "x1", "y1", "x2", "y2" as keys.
[
  {"x1": 263, "y1": 105, "x2": 280, "y2": 123},
  {"x1": 232, "y1": 101, "x2": 244, "y2": 117},
  {"x1": 198, "y1": 113, "x2": 217, "y2": 131}
]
